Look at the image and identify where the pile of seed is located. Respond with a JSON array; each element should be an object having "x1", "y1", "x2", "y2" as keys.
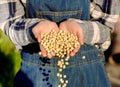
[
  {"x1": 40, "y1": 30, "x2": 79, "y2": 87},
  {"x1": 41, "y1": 30, "x2": 79, "y2": 58}
]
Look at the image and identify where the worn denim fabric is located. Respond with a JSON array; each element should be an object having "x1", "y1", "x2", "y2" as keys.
[{"x1": 14, "y1": 0, "x2": 111, "y2": 87}]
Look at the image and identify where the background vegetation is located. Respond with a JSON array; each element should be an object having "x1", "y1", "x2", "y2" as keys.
[{"x1": 0, "y1": 30, "x2": 21, "y2": 87}]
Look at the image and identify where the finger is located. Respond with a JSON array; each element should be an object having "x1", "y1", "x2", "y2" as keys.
[
  {"x1": 47, "y1": 53, "x2": 53, "y2": 59},
  {"x1": 69, "y1": 49, "x2": 76, "y2": 57},
  {"x1": 73, "y1": 44, "x2": 80, "y2": 53},
  {"x1": 40, "y1": 44, "x2": 54, "y2": 58},
  {"x1": 59, "y1": 22, "x2": 68, "y2": 31},
  {"x1": 54, "y1": 25, "x2": 60, "y2": 32},
  {"x1": 69, "y1": 43, "x2": 80, "y2": 56},
  {"x1": 40, "y1": 44, "x2": 47, "y2": 57},
  {"x1": 37, "y1": 35, "x2": 42, "y2": 43},
  {"x1": 51, "y1": 51, "x2": 55, "y2": 57},
  {"x1": 70, "y1": 51, "x2": 75, "y2": 56}
]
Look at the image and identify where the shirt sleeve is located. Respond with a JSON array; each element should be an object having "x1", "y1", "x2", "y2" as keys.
[
  {"x1": 0, "y1": 0, "x2": 42, "y2": 50},
  {"x1": 74, "y1": 0, "x2": 120, "y2": 50}
]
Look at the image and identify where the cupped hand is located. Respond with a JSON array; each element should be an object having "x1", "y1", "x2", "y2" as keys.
[
  {"x1": 59, "y1": 19, "x2": 84, "y2": 56},
  {"x1": 32, "y1": 20, "x2": 59, "y2": 58}
]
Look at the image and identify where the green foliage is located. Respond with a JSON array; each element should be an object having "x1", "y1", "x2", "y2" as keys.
[{"x1": 0, "y1": 30, "x2": 21, "y2": 87}]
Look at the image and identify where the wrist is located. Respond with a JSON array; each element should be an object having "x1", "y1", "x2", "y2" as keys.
[{"x1": 27, "y1": 22, "x2": 39, "y2": 42}]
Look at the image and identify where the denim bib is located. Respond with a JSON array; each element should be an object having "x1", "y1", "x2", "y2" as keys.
[
  {"x1": 27, "y1": 0, "x2": 90, "y2": 23},
  {"x1": 14, "y1": 1, "x2": 111, "y2": 87}
]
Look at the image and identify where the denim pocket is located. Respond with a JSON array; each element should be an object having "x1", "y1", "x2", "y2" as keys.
[
  {"x1": 36, "y1": 10, "x2": 82, "y2": 22},
  {"x1": 27, "y1": 0, "x2": 90, "y2": 20}
]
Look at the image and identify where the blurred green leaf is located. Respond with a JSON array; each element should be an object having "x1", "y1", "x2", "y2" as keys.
[{"x1": 0, "y1": 30, "x2": 21, "y2": 87}]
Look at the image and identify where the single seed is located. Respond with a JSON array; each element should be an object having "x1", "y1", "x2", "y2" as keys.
[
  {"x1": 82, "y1": 56, "x2": 86, "y2": 59},
  {"x1": 63, "y1": 65, "x2": 66, "y2": 69},
  {"x1": 59, "y1": 74, "x2": 62, "y2": 78},
  {"x1": 38, "y1": 52, "x2": 41, "y2": 55},
  {"x1": 63, "y1": 75, "x2": 67, "y2": 78},
  {"x1": 59, "y1": 69, "x2": 63, "y2": 72},
  {"x1": 58, "y1": 85, "x2": 61, "y2": 87},
  {"x1": 65, "y1": 62, "x2": 69, "y2": 65},
  {"x1": 65, "y1": 80, "x2": 68, "y2": 83},
  {"x1": 57, "y1": 73, "x2": 60, "y2": 77}
]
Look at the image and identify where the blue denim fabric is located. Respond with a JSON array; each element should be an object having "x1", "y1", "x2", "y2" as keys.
[
  {"x1": 27, "y1": 0, "x2": 90, "y2": 22},
  {"x1": 14, "y1": 45, "x2": 111, "y2": 87},
  {"x1": 14, "y1": 0, "x2": 111, "y2": 87}
]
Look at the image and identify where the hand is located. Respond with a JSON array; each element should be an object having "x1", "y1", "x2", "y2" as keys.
[
  {"x1": 59, "y1": 19, "x2": 84, "y2": 56},
  {"x1": 114, "y1": 18, "x2": 120, "y2": 35},
  {"x1": 32, "y1": 20, "x2": 59, "y2": 58}
]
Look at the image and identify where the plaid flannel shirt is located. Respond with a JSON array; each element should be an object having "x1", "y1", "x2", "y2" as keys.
[{"x1": 0, "y1": 0, "x2": 120, "y2": 50}]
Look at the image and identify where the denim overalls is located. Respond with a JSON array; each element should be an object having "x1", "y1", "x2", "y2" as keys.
[{"x1": 14, "y1": 0, "x2": 111, "y2": 87}]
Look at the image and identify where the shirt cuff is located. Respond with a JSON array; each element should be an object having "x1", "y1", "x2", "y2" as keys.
[
  {"x1": 77, "y1": 21, "x2": 94, "y2": 45},
  {"x1": 27, "y1": 22, "x2": 39, "y2": 42}
]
